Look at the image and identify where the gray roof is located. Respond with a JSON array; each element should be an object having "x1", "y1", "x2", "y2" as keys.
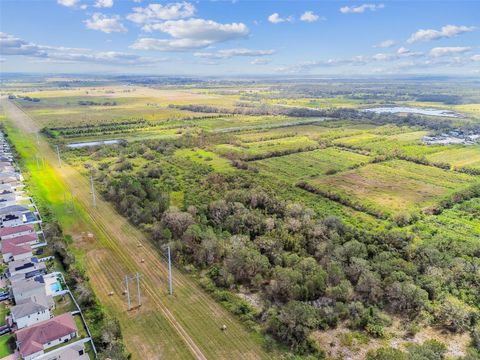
[
  {"x1": 11, "y1": 276, "x2": 45, "y2": 294},
  {"x1": 0, "y1": 205, "x2": 29, "y2": 215},
  {"x1": 11, "y1": 298, "x2": 48, "y2": 319},
  {"x1": 17, "y1": 294, "x2": 54, "y2": 309}
]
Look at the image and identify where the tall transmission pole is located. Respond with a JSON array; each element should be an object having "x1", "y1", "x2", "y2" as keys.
[
  {"x1": 125, "y1": 275, "x2": 131, "y2": 311},
  {"x1": 90, "y1": 173, "x2": 96, "y2": 208},
  {"x1": 136, "y1": 272, "x2": 141, "y2": 307},
  {"x1": 55, "y1": 145, "x2": 62, "y2": 167},
  {"x1": 167, "y1": 246, "x2": 173, "y2": 295}
]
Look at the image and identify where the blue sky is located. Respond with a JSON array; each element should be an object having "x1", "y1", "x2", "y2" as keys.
[{"x1": 1, "y1": 0, "x2": 479, "y2": 76}]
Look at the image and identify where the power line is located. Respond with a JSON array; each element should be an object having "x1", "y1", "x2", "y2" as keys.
[
  {"x1": 168, "y1": 246, "x2": 173, "y2": 295},
  {"x1": 89, "y1": 173, "x2": 96, "y2": 208},
  {"x1": 55, "y1": 145, "x2": 62, "y2": 167}
]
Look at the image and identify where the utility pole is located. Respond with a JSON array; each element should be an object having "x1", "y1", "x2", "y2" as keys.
[
  {"x1": 167, "y1": 246, "x2": 173, "y2": 295},
  {"x1": 136, "y1": 272, "x2": 141, "y2": 307},
  {"x1": 55, "y1": 145, "x2": 61, "y2": 167},
  {"x1": 89, "y1": 173, "x2": 96, "y2": 208},
  {"x1": 36, "y1": 132, "x2": 39, "y2": 146},
  {"x1": 125, "y1": 275, "x2": 131, "y2": 311}
]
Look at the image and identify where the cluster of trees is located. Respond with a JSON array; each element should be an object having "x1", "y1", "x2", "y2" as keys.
[
  {"x1": 85, "y1": 139, "x2": 479, "y2": 356},
  {"x1": 78, "y1": 100, "x2": 117, "y2": 106}
]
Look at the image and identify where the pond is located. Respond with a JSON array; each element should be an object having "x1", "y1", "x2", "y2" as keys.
[
  {"x1": 66, "y1": 139, "x2": 121, "y2": 149},
  {"x1": 363, "y1": 106, "x2": 461, "y2": 118}
]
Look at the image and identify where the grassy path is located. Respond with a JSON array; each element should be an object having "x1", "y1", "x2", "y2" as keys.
[{"x1": 1, "y1": 99, "x2": 273, "y2": 360}]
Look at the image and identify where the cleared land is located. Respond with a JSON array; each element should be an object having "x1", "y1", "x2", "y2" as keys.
[
  {"x1": 307, "y1": 160, "x2": 477, "y2": 216},
  {"x1": 252, "y1": 147, "x2": 371, "y2": 182},
  {"x1": 1, "y1": 99, "x2": 274, "y2": 360},
  {"x1": 426, "y1": 146, "x2": 480, "y2": 170}
]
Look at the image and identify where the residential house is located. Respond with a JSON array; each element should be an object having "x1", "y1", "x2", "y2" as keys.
[
  {"x1": 2, "y1": 241, "x2": 33, "y2": 263},
  {"x1": 0, "y1": 224, "x2": 36, "y2": 241},
  {"x1": 15, "y1": 313, "x2": 78, "y2": 360},
  {"x1": 8, "y1": 257, "x2": 46, "y2": 279},
  {"x1": 11, "y1": 298, "x2": 51, "y2": 329},
  {"x1": 0, "y1": 205, "x2": 37, "y2": 227},
  {"x1": 10, "y1": 275, "x2": 51, "y2": 302},
  {"x1": 35, "y1": 341, "x2": 90, "y2": 360}
]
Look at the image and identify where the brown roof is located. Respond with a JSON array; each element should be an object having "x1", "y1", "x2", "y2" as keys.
[
  {"x1": 16, "y1": 313, "x2": 77, "y2": 357},
  {"x1": 2, "y1": 241, "x2": 32, "y2": 256},
  {"x1": 2, "y1": 233, "x2": 38, "y2": 246},
  {"x1": 0, "y1": 225, "x2": 34, "y2": 237}
]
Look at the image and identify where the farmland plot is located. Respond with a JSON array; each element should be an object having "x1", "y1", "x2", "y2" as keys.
[
  {"x1": 426, "y1": 146, "x2": 480, "y2": 170},
  {"x1": 306, "y1": 160, "x2": 477, "y2": 216},
  {"x1": 253, "y1": 147, "x2": 371, "y2": 182},
  {"x1": 214, "y1": 135, "x2": 319, "y2": 160}
]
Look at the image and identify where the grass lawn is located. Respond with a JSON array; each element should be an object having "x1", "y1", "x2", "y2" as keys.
[
  {"x1": 53, "y1": 294, "x2": 77, "y2": 316},
  {"x1": 0, "y1": 304, "x2": 9, "y2": 327},
  {"x1": 0, "y1": 334, "x2": 14, "y2": 358}
]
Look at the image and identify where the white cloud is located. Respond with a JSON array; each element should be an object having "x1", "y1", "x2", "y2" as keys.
[
  {"x1": 85, "y1": 13, "x2": 127, "y2": 33},
  {"x1": 471, "y1": 54, "x2": 480, "y2": 62},
  {"x1": 429, "y1": 46, "x2": 471, "y2": 58},
  {"x1": 300, "y1": 11, "x2": 320, "y2": 23},
  {"x1": 374, "y1": 39, "x2": 395, "y2": 48},
  {"x1": 94, "y1": 0, "x2": 113, "y2": 8},
  {"x1": 268, "y1": 13, "x2": 293, "y2": 24},
  {"x1": 340, "y1": 3, "x2": 384, "y2": 14},
  {"x1": 133, "y1": 18, "x2": 249, "y2": 51},
  {"x1": 0, "y1": 32, "x2": 162, "y2": 66},
  {"x1": 407, "y1": 25, "x2": 476, "y2": 43},
  {"x1": 194, "y1": 48, "x2": 275, "y2": 59},
  {"x1": 251, "y1": 58, "x2": 271, "y2": 65},
  {"x1": 57, "y1": 0, "x2": 79, "y2": 7},
  {"x1": 127, "y1": 2, "x2": 195, "y2": 24}
]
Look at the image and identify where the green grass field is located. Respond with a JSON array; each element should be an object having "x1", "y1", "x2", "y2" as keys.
[
  {"x1": 426, "y1": 146, "x2": 480, "y2": 170},
  {"x1": 252, "y1": 147, "x2": 371, "y2": 182},
  {"x1": 307, "y1": 160, "x2": 477, "y2": 216}
]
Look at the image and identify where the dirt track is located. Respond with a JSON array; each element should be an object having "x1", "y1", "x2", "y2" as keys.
[{"x1": 1, "y1": 98, "x2": 271, "y2": 360}]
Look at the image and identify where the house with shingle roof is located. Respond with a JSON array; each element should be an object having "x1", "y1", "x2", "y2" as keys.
[
  {"x1": 2, "y1": 241, "x2": 33, "y2": 263},
  {"x1": 15, "y1": 313, "x2": 78, "y2": 360},
  {"x1": 11, "y1": 298, "x2": 51, "y2": 329},
  {"x1": 0, "y1": 225, "x2": 37, "y2": 244}
]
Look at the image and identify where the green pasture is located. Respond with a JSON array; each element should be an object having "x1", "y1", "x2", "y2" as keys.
[{"x1": 252, "y1": 147, "x2": 371, "y2": 182}]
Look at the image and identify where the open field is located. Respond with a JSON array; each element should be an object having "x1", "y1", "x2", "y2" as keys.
[
  {"x1": 426, "y1": 146, "x2": 480, "y2": 170},
  {"x1": 252, "y1": 147, "x2": 371, "y2": 182},
  {"x1": 306, "y1": 160, "x2": 478, "y2": 216},
  {"x1": 1, "y1": 99, "x2": 275, "y2": 360}
]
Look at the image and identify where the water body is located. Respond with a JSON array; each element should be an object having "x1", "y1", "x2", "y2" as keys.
[
  {"x1": 364, "y1": 106, "x2": 461, "y2": 118},
  {"x1": 66, "y1": 139, "x2": 121, "y2": 148}
]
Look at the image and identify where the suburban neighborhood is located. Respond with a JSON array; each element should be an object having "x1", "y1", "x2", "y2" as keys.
[{"x1": 0, "y1": 132, "x2": 95, "y2": 360}]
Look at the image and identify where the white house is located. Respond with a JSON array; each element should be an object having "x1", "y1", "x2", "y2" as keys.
[{"x1": 11, "y1": 298, "x2": 51, "y2": 329}]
